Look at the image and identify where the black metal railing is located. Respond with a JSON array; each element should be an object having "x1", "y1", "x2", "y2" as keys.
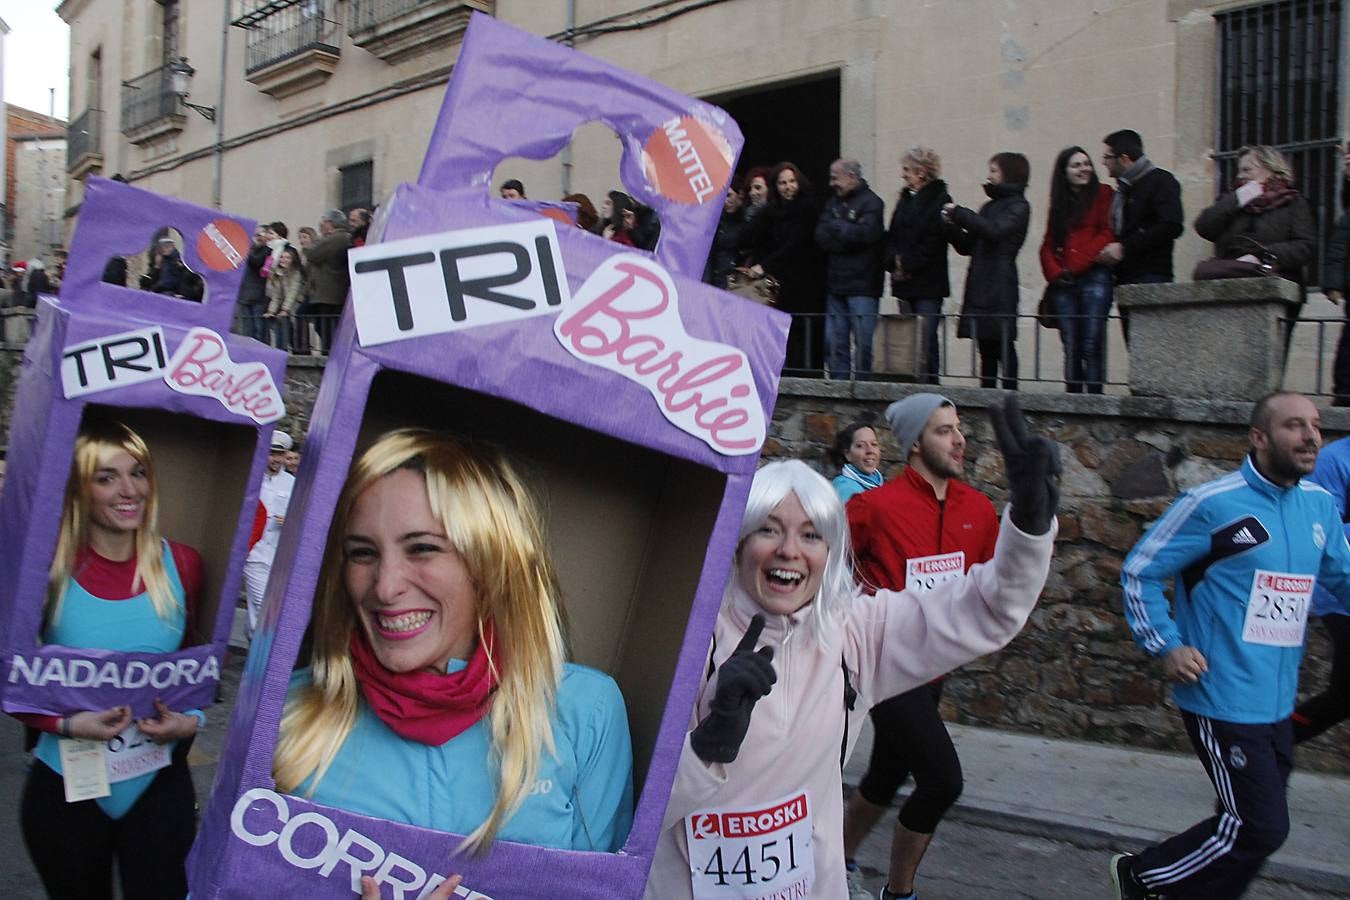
[
  {"x1": 67, "y1": 108, "x2": 102, "y2": 171},
  {"x1": 1285, "y1": 315, "x2": 1348, "y2": 398},
  {"x1": 234, "y1": 311, "x2": 343, "y2": 356},
  {"x1": 246, "y1": 9, "x2": 341, "y2": 73},
  {"x1": 121, "y1": 66, "x2": 180, "y2": 134},
  {"x1": 349, "y1": 0, "x2": 435, "y2": 31},
  {"x1": 774, "y1": 310, "x2": 1132, "y2": 391}
]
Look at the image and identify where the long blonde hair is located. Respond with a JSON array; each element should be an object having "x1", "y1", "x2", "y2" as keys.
[
  {"x1": 47, "y1": 421, "x2": 177, "y2": 625},
  {"x1": 273, "y1": 429, "x2": 568, "y2": 852}
]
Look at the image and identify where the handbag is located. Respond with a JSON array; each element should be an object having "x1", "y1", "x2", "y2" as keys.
[
  {"x1": 1037, "y1": 284, "x2": 1059, "y2": 329},
  {"x1": 1193, "y1": 236, "x2": 1277, "y2": 281},
  {"x1": 726, "y1": 268, "x2": 780, "y2": 305},
  {"x1": 1192, "y1": 257, "x2": 1274, "y2": 280}
]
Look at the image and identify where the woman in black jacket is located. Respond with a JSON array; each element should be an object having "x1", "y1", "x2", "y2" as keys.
[
  {"x1": 887, "y1": 146, "x2": 952, "y2": 384},
  {"x1": 945, "y1": 152, "x2": 1031, "y2": 390},
  {"x1": 750, "y1": 161, "x2": 827, "y2": 374}
]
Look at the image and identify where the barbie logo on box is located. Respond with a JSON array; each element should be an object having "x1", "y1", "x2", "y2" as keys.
[
  {"x1": 554, "y1": 254, "x2": 765, "y2": 456},
  {"x1": 163, "y1": 327, "x2": 285, "y2": 424}
]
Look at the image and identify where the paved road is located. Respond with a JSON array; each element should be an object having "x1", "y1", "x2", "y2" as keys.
[{"x1": 845, "y1": 807, "x2": 1346, "y2": 899}]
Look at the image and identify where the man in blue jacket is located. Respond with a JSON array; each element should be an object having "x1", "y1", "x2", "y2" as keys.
[
  {"x1": 816, "y1": 158, "x2": 885, "y2": 380},
  {"x1": 1114, "y1": 391, "x2": 1350, "y2": 899}
]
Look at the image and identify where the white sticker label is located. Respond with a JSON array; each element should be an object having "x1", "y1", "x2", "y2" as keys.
[
  {"x1": 555, "y1": 254, "x2": 765, "y2": 456},
  {"x1": 58, "y1": 737, "x2": 111, "y2": 803},
  {"x1": 61, "y1": 326, "x2": 168, "y2": 399},
  {"x1": 685, "y1": 790, "x2": 813, "y2": 899},
  {"x1": 905, "y1": 551, "x2": 966, "y2": 595},
  {"x1": 1243, "y1": 569, "x2": 1313, "y2": 647},
  {"x1": 163, "y1": 326, "x2": 285, "y2": 423},
  {"x1": 348, "y1": 219, "x2": 570, "y2": 347},
  {"x1": 103, "y1": 722, "x2": 170, "y2": 784}
]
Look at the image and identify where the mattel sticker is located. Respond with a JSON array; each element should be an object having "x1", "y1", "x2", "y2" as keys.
[
  {"x1": 554, "y1": 254, "x2": 765, "y2": 456},
  {"x1": 163, "y1": 327, "x2": 285, "y2": 424}
]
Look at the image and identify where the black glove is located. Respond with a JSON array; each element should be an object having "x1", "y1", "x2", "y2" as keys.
[
  {"x1": 690, "y1": 614, "x2": 777, "y2": 764},
  {"x1": 989, "y1": 394, "x2": 1061, "y2": 535}
]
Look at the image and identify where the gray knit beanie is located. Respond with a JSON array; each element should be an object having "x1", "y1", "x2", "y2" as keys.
[{"x1": 884, "y1": 393, "x2": 954, "y2": 457}]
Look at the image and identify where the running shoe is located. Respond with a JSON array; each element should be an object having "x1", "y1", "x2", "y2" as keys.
[
  {"x1": 845, "y1": 865, "x2": 871, "y2": 900},
  {"x1": 1109, "y1": 853, "x2": 1156, "y2": 900}
]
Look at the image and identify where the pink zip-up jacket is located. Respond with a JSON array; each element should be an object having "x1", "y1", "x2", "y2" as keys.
[{"x1": 645, "y1": 510, "x2": 1054, "y2": 899}]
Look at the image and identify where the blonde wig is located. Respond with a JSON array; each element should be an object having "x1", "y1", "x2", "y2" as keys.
[
  {"x1": 1238, "y1": 145, "x2": 1296, "y2": 184},
  {"x1": 273, "y1": 429, "x2": 569, "y2": 853},
  {"x1": 727, "y1": 460, "x2": 858, "y2": 648},
  {"x1": 47, "y1": 421, "x2": 177, "y2": 625}
]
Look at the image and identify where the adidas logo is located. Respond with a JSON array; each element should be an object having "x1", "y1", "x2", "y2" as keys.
[{"x1": 1232, "y1": 527, "x2": 1258, "y2": 545}]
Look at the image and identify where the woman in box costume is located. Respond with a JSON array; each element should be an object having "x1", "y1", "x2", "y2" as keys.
[
  {"x1": 273, "y1": 430, "x2": 634, "y2": 875},
  {"x1": 19, "y1": 421, "x2": 204, "y2": 899},
  {"x1": 649, "y1": 397, "x2": 1059, "y2": 899}
]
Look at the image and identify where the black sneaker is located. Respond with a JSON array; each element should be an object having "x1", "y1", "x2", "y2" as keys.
[{"x1": 1109, "y1": 853, "x2": 1153, "y2": 900}]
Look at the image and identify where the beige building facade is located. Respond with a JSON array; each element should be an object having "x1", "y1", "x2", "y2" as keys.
[{"x1": 57, "y1": 1, "x2": 1347, "y2": 309}]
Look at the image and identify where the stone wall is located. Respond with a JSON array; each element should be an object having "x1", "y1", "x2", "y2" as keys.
[
  {"x1": 4, "y1": 333, "x2": 1349, "y2": 774},
  {"x1": 770, "y1": 378, "x2": 1350, "y2": 775}
]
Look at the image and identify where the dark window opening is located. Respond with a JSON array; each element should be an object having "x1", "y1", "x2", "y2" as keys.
[
  {"x1": 1214, "y1": 0, "x2": 1344, "y2": 281},
  {"x1": 340, "y1": 160, "x2": 374, "y2": 214},
  {"x1": 707, "y1": 72, "x2": 842, "y2": 197}
]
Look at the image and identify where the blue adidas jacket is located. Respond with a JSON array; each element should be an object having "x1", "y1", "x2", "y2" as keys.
[
  {"x1": 1122, "y1": 454, "x2": 1350, "y2": 724},
  {"x1": 1308, "y1": 436, "x2": 1350, "y2": 616}
]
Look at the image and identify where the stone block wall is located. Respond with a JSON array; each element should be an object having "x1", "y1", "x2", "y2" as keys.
[{"x1": 770, "y1": 378, "x2": 1350, "y2": 775}]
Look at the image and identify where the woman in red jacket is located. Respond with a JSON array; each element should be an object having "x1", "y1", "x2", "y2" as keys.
[{"x1": 1040, "y1": 146, "x2": 1116, "y2": 394}]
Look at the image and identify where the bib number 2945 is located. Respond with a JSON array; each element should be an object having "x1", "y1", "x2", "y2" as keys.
[{"x1": 685, "y1": 790, "x2": 813, "y2": 899}]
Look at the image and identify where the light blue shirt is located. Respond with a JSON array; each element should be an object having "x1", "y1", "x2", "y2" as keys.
[
  {"x1": 293, "y1": 660, "x2": 634, "y2": 852},
  {"x1": 35, "y1": 542, "x2": 186, "y2": 819}
]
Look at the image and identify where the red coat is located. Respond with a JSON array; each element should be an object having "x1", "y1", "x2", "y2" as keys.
[
  {"x1": 847, "y1": 464, "x2": 999, "y2": 592},
  {"x1": 1039, "y1": 182, "x2": 1116, "y2": 282}
]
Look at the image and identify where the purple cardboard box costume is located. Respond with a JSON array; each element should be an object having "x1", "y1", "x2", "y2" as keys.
[
  {"x1": 0, "y1": 177, "x2": 287, "y2": 719},
  {"x1": 186, "y1": 14, "x2": 787, "y2": 900}
]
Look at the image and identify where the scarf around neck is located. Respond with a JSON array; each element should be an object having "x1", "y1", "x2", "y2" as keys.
[
  {"x1": 348, "y1": 620, "x2": 499, "y2": 746},
  {"x1": 1112, "y1": 156, "x2": 1156, "y2": 233},
  {"x1": 1245, "y1": 177, "x2": 1299, "y2": 213},
  {"x1": 839, "y1": 462, "x2": 883, "y2": 493}
]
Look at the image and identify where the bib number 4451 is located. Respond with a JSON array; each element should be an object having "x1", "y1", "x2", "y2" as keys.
[{"x1": 685, "y1": 790, "x2": 813, "y2": 899}]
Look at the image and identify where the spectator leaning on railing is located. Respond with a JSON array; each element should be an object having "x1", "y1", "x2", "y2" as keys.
[
  {"x1": 306, "y1": 209, "x2": 352, "y2": 353},
  {"x1": 1324, "y1": 145, "x2": 1350, "y2": 406},
  {"x1": 815, "y1": 158, "x2": 887, "y2": 381}
]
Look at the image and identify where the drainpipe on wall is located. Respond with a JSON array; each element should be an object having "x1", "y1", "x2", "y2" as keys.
[
  {"x1": 211, "y1": 0, "x2": 229, "y2": 209},
  {"x1": 560, "y1": 0, "x2": 576, "y2": 195}
]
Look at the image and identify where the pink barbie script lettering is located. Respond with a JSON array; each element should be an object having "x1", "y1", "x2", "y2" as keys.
[
  {"x1": 164, "y1": 327, "x2": 285, "y2": 424},
  {"x1": 554, "y1": 254, "x2": 765, "y2": 455}
]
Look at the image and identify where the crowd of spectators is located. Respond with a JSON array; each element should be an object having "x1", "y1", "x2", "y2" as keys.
[{"x1": 6, "y1": 132, "x2": 1345, "y2": 392}]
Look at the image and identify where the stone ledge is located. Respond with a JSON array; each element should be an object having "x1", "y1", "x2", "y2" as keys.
[
  {"x1": 1116, "y1": 276, "x2": 1301, "y2": 309},
  {"x1": 777, "y1": 377, "x2": 1350, "y2": 431}
]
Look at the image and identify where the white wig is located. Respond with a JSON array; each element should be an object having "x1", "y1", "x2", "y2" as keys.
[{"x1": 728, "y1": 459, "x2": 858, "y2": 646}]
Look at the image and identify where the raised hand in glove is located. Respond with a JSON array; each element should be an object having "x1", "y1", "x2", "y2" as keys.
[
  {"x1": 690, "y1": 614, "x2": 777, "y2": 764},
  {"x1": 989, "y1": 394, "x2": 1062, "y2": 535}
]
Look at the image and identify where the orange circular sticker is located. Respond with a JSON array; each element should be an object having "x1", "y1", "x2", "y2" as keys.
[
  {"x1": 539, "y1": 206, "x2": 577, "y2": 227},
  {"x1": 642, "y1": 115, "x2": 734, "y2": 206},
  {"x1": 196, "y1": 218, "x2": 251, "y2": 272}
]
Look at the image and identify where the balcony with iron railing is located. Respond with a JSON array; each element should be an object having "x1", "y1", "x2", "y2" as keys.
[
  {"x1": 348, "y1": 0, "x2": 491, "y2": 63},
  {"x1": 120, "y1": 65, "x2": 185, "y2": 145},
  {"x1": 242, "y1": 4, "x2": 342, "y2": 99},
  {"x1": 66, "y1": 108, "x2": 103, "y2": 178}
]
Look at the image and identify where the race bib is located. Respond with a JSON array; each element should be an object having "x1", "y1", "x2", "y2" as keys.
[
  {"x1": 103, "y1": 722, "x2": 171, "y2": 784},
  {"x1": 58, "y1": 738, "x2": 111, "y2": 802},
  {"x1": 1243, "y1": 569, "x2": 1313, "y2": 647},
  {"x1": 685, "y1": 790, "x2": 813, "y2": 899},
  {"x1": 905, "y1": 551, "x2": 965, "y2": 594}
]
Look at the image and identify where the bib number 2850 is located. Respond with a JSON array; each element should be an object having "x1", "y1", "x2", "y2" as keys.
[{"x1": 685, "y1": 790, "x2": 813, "y2": 899}]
